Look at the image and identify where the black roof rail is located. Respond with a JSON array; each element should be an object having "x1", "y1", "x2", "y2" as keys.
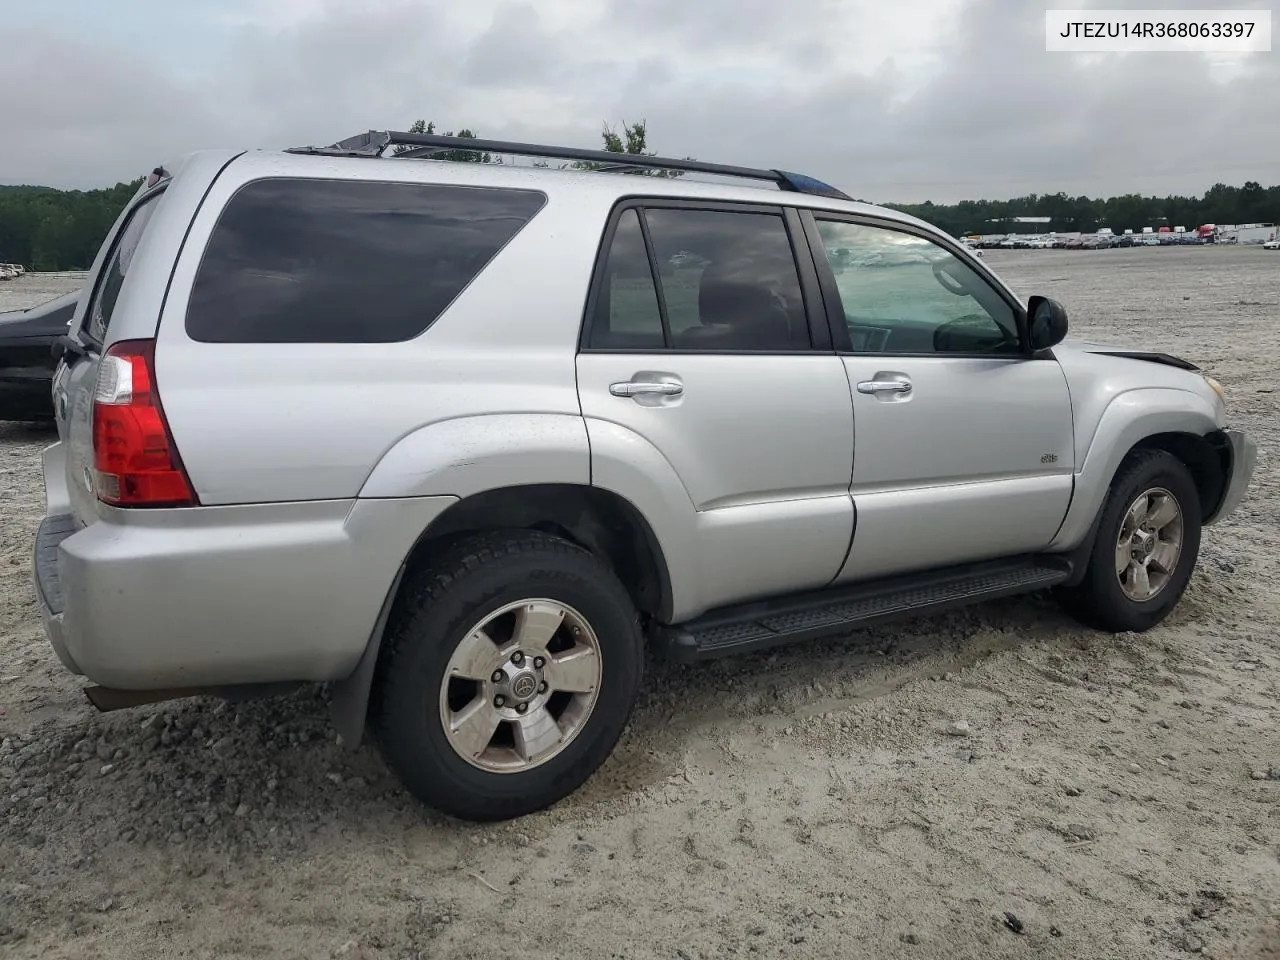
[{"x1": 285, "y1": 130, "x2": 852, "y2": 201}]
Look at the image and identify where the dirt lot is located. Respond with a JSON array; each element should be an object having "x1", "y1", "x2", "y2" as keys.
[{"x1": 1, "y1": 248, "x2": 1277, "y2": 960}]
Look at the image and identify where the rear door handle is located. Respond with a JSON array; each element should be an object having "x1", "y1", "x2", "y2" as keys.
[
  {"x1": 610, "y1": 381, "x2": 683, "y2": 397},
  {"x1": 856, "y1": 377, "x2": 912, "y2": 395}
]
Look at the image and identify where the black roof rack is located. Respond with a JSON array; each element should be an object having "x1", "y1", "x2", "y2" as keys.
[{"x1": 285, "y1": 130, "x2": 852, "y2": 201}]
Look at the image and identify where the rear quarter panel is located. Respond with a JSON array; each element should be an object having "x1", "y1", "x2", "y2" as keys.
[
  {"x1": 358, "y1": 414, "x2": 589, "y2": 498},
  {"x1": 155, "y1": 155, "x2": 608, "y2": 505}
]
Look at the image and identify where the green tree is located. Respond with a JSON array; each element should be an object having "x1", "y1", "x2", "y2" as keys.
[
  {"x1": 1238, "y1": 180, "x2": 1267, "y2": 222},
  {"x1": 0, "y1": 179, "x2": 143, "y2": 270},
  {"x1": 393, "y1": 119, "x2": 492, "y2": 162},
  {"x1": 391, "y1": 119, "x2": 435, "y2": 155},
  {"x1": 572, "y1": 121, "x2": 687, "y2": 177},
  {"x1": 886, "y1": 179, "x2": 1280, "y2": 238}
]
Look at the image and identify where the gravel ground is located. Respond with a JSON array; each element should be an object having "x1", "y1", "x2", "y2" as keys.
[{"x1": 1, "y1": 249, "x2": 1277, "y2": 960}]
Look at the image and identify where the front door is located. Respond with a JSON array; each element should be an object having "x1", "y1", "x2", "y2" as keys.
[
  {"x1": 576, "y1": 202, "x2": 855, "y2": 618},
  {"x1": 804, "y1": 215, "x2": 1076, "y2": 583}
]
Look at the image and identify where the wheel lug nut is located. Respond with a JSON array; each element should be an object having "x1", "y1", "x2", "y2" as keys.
[
  {"x1": 511, "y1": 652, "x2": 524, "y2": 665},
  {"x1": 516, "y1": 702, "x2": 528, "y2": 714},
  {"x1": 538, "y1": 682, "x2": 548, "y2": 694},
  {"x1": 494, "y1": 695, "x2": 505, "y2": 708},
  {"x1": 533, "y1": 656, "x2": 545, "y2": 669},
  {"x1": 491, "y1": 670, "x2": 504, "y2": 683}
]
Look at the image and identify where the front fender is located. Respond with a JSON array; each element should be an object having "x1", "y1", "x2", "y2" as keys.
[
  {"x1": 1049, "y1": 387, "x2": 1220, "y2": 550},
  {"x1": 358, "y1": 414, "x2": 589, "y2": 499}
]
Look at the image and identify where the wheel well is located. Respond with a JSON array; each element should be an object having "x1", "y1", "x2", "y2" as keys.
[
  {"x1": 405, "y1": 484, "x2": 673, "y2": 623},
  {"x1": 1130, "y1": 431, "x2": 1227, "y2": 521}
]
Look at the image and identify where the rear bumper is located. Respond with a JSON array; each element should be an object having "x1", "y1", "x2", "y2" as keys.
[
  {"x1": 1206, "y1": 428, "x2": 1256, "y2": 524},
  {"x1": 33, "y1": 513, "x2": 81, "y2": 673},
  {"x1": 32, "y1": 461, "x2": 456, "y2": 689}
]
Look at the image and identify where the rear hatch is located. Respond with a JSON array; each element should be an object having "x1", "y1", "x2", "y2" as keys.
[
  {"x1": 54, "y1": 183, "x2": 167, "y2": 524},
  {"x1": 51, "y1": 150, "x2": 243, "y2": 526}
]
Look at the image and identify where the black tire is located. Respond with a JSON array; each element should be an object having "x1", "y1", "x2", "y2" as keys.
[
  {"x1": 1057, "y1": 449, "x2": 1201, "y2": 633},
  {"x1": 372, "y1": 530, "x2": 644, "y2": 821}
]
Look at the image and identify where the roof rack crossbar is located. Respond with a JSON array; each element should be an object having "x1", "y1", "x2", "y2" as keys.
[{"x1": 285, "y1": 131, "x2": 852, "y2": 200}]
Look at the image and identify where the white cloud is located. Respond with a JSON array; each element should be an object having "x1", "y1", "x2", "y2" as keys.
[{"x1": 0, "y1": 0, "x2": 1275, "y2": 201}]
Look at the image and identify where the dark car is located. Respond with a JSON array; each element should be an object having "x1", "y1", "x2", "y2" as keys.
[{"x1": 0, "y1": 289, "x2": 79, "y2": 422}]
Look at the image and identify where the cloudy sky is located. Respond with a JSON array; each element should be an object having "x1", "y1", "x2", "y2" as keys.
[{"x1": 0, "y1": 0, "x2": 1275, "y2": 202}]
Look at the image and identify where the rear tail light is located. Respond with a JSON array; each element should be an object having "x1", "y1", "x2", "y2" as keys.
[{"x1": 92, "y1": 339, "x2": 197, "y2": 508}]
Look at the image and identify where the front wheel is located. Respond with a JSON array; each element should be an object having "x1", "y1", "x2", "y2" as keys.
[
  {"x1": 1057, "y1": 449, "x2": 1202, "y2": 633},
  {"x1": 372, "y1": 531, "x2": 644, "y2": 821}
]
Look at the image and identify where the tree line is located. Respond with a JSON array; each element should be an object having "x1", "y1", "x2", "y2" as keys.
[
  {"x1": 0, "y1": 181, "x2": 140, "y2": 271},
  {"x1": 889, "y1": 181, "x2": 1280, "y2": 237},
  {"x1": 2, "y1": 122, "x2": 1278, "y2": 270}
]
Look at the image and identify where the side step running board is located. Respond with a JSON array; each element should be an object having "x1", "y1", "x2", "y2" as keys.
[{"x1": 655, "y1": 556, "x2": 1072, "y2": 662}]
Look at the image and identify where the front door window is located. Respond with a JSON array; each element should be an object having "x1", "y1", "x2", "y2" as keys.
[{"x1": 812, "y1": 220, "x2": 1021, "y2": 355}]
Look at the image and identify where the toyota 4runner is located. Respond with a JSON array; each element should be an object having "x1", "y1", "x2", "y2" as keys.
[{"x1": 32, "y1": 131, "x2": 1256, "y2": 821}]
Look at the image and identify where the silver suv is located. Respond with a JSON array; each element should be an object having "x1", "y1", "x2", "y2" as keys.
[{"x1": 33, "y1": 131, "x2": 1256, "y2": 821}]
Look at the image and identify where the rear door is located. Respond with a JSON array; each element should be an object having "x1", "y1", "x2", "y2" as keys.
[
  {"x1": 55, "y1": 186, "x2": 166, "y2": 524},
  {"x1": 576, "y1": 200, "x2": 856, "y2": 616}
]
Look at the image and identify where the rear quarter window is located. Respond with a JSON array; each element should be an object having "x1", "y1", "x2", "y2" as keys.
[{"x1": 184, "y1": 178, "x2": 547, "y2": 343}]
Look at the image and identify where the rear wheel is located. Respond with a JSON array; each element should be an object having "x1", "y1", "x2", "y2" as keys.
[
  {"x1": 372, "y1": 531, "x2": 644, "y2": 821},
  {"x1": 1058, "y1": 449, "x2": 1201, "y2": 632}
]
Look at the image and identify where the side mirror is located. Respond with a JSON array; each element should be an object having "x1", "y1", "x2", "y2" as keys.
[{"x1": 1027, "y1": 296, "x2": 1068, "y2": 350}]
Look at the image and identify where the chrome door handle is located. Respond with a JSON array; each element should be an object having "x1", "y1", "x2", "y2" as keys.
[
  {"x1": 856, "y1": 378, "x2": 912, "y2": 395},
  {"x1": 610, "y1": 381, "x2": 683, "y2": 397}
]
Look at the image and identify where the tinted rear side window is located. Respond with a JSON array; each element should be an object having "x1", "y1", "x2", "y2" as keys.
[{"x1": 185, "y1": 178, "x2": 546, "y2": 343}]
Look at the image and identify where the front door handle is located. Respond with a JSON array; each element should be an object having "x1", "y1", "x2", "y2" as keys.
[
  {"x1": 610, "y1": 381, "x2": 683, "y2": 398},
  {"x1": 856, "y1": 377, "x2": 912, "y2": 395}
]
